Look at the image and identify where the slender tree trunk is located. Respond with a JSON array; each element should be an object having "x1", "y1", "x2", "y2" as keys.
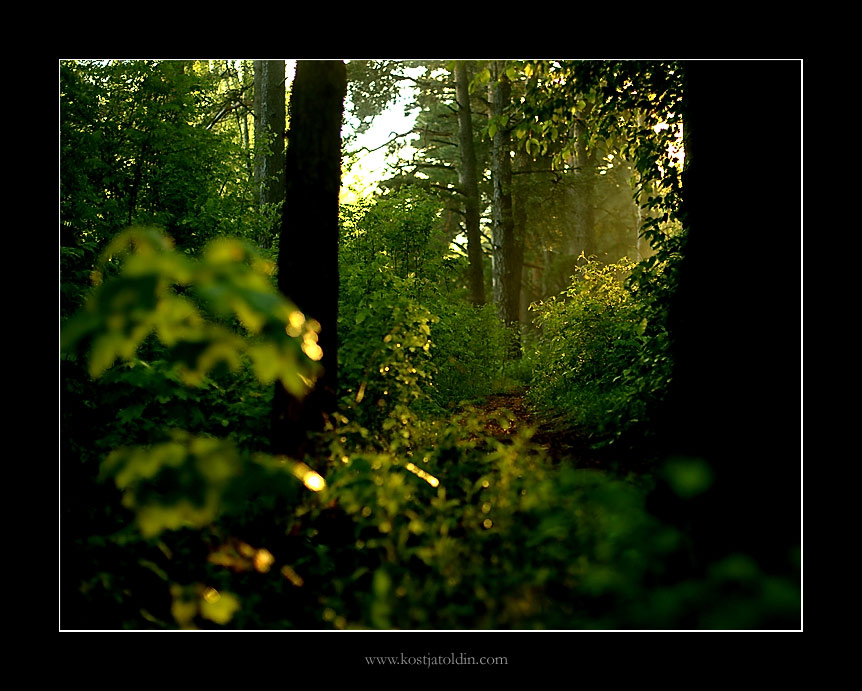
[
  {"x1": 254, "y1": 60, "x2": 286, "y2": 248},
  {"x1": 229, "y1": 63, "x2": 253, "y2": 176},
  {"x1": 272, "y1": 60, "x2": 347, "y2": 461},
  {"x1": 512, "y1": 145, "x2": 532, "y2": 325},
  {"x1": 489, "y1": 61, "x2": 522, "y2": 356},
  {"x1": 454, "y1": 60, "x2": 485, "y2": 306},
  {"x1": 572, "y1": 116, "x2": 596, "y2": 261}
]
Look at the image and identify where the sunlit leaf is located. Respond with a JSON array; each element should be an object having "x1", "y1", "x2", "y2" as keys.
[
  {"x1": 204, "y1": 236, "x2": 246, "y2": 264},
  {"x1": 200, "y1": 590, "x2": 241, "y2": 625}
]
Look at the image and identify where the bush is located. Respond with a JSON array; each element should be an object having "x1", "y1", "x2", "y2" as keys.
[
  {"x1": 61, "y1": 61, "x2": 271, "y2": 255},
  {"x1": 426, "y1": 300, "x2": 509, "y2": 406},
  {"x1": 338, "y1": 188, "x2": 510, "y2": 435},
  {"x1": 526, "y1": 256, "x2": 672, "y2": 444},
  {"x1": 300, "y1": 419, "x2": 671, "y2": 629},
  {"x1": 60, "y1": 227, "x2": 331, "y2": 625},
  {"x1": 61, "y1": 227, "x2": 798, "y2": 630}
]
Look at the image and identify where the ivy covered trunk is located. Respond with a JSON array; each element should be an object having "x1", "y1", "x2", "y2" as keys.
[{"x1": 272, "y1": 60, "x2": 347, "y2": 461}]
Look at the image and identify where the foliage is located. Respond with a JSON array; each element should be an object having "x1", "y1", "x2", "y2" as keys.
[
  {"x1": 338, "y1": 187, "x2": 509, "y2": 430},
  {"x1": 60, "y1": 60, "x2": 271, "y2": 266},
  {"x1": 60, "y1": 60, "x2": 799, "y2": 631},
  {"x1": 338, "y1": 262, "x2": 440, "y2": 448},
  {"x1": 526, "y1": 256, "x2": 672, "y2": 444},
  {"x1": 60, "y1": 224, "x2": 336, "y2": 627},
  {"x1": 61, "y1": 242, "x2": 797, "y2": 633},
  {"x1": 62, "y1": 227, "x2": 321, "y2": 395},
  {"x1": 340, "y1": 187, "x2": 444, "y2": 280},
  {"x1": 345, "y1": 60, "x2": 414, "y2": 138},
  {"x1": 62, "y1": 227, "x2": 325, "y2": 520},
  {"x1": 467, "y1": 60, "x2": 687, "y2": 445},
  {"x1": 430, "y1": 300, "x2": 510, "y2": 405},
  {"x1": 511, "y1": 60, "x2": 687, "y2": 287},
  {"x1": 296, "y1": 420, "x2": 673, "y2": 629},
  {"x1": 70, "y1": 399, "x2": 798, "y2": 629}
]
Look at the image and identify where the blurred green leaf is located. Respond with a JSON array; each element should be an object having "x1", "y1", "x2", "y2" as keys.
[
  {"x1": 200, "y1": 591, "x2": 241, "y2": 625},
  {"x1": 663, "y1": 456, "x2": 714, "y2": 499}
]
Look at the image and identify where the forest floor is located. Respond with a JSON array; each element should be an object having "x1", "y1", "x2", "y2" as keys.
[{"x1": 471, "y1": 388, "x2": 651, "y2": 476}]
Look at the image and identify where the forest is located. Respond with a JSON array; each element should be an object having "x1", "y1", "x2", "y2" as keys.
[{"x1": 59, "y1": 58, "x2": 802, "y2": 634}]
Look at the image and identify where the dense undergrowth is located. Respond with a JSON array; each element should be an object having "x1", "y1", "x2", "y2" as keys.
[
  {"x1": 60, "y1": 60, "x2": 799, "y2": 630},
  {"x1": 61, "y1": 192, "x2": 799, "y2": 630},
  {"x1": 524, "y1": 255, "x2": 673, "y2": 448}
]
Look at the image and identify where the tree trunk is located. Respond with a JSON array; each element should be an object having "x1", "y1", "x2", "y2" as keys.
[
  {"x1": 254, "y1": 60, "x2": 287, "y2": 248},
  {"x1": 272, "y1": 60, "x2": 347, "y2": 461},
  {"x1": 230, "y1": 62, "x2": 253, "y2": 177},
  {"x1": 650, "y1": 61, "x2": 801, "y2": 608},
  {"x1": 489, "y1": 61, "x2": 522, "y2": 355},
  {"x1": 512, "y1": 146, "x2": 531, "y2": 325},
  {"x1": 572, "y1": 116, "x2": 596, "y2": 261},
  {"x1": 454, "y1": 60, "x2": 485, "y2": 306}
]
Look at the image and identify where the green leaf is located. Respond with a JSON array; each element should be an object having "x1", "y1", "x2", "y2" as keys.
[
  {"x1": 200, "y1": 591, "x2": 241, "y2": 625},
  {"x1": 89, "y1": 332, "x2": 124, "y2": 378},
  {"x1": 373, "y1": 568, "x2": 392, "y2": 598},
  {"x1": 663, "y1": 456, "x2": 714, "y2": 499}
]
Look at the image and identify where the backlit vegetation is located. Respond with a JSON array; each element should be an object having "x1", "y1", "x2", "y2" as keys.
[{"x1": 60, "y1": 59, "x2": 801, "y2": 631}]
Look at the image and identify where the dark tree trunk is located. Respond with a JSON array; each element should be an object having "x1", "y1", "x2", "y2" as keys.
[
  {"x1": 272, "y1": 60, "x2": 347, "y2": 461},
  {"x1": 489, "y1": 61, "x2": 523, "y2": 355},
  {"x1": 651, "y1": 60, "x2": 801, "y2": 614},
  {"x1": 454, "y1": 60, "x2": 485, "y2": 306},
  {"x1": 253, "y1": 60, "x2": 286, "y2": 248}
]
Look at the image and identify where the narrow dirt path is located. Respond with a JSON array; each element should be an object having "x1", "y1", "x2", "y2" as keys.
[{"x1": 472, "y1": 388, "x2": 646, "y2": 474}]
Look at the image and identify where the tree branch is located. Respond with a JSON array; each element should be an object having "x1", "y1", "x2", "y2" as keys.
[
  {"x1": 404, "y1": 161, "x2": 458, "y2": 173},
  {"x1": 345, "y1": 128, "x2": 417, "y2": 157}
]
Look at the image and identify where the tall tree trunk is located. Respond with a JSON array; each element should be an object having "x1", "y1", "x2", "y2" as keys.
[
  {"x1": 272, "y1": 60, "x2": 347, "y2": 462},
  {"x1": 454, "y1": 60, "x2": 485, "y2": 306},
  {"x1": 489, "y1": 61, "x2": 522, "y2": 355},
  {"x1": 650, "y1": 61, "x2": 801, "y2": 614},
  {"x1": 254, "y1": 60, "x2": 286, "y2": 248},
  {"x1": 512, "y1": 146, "x2": 531, "y2": 325}
]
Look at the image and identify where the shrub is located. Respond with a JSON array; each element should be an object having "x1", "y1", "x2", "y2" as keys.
[
  {"x1": 61, "y1": 228, "x2": 798, "y2": 630},
  {"x1": 61, "y1": 227, "x2": 330, "y2": 626},
  {"x1": 338, "y1": 188, "x2": 510, "y2": 436},
  {"x1": 527, "y1": 256, "x2": 672, "y2": 444},
  {"x1": 426, "y1": 300, "x2": 509, "y2": 406}
]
